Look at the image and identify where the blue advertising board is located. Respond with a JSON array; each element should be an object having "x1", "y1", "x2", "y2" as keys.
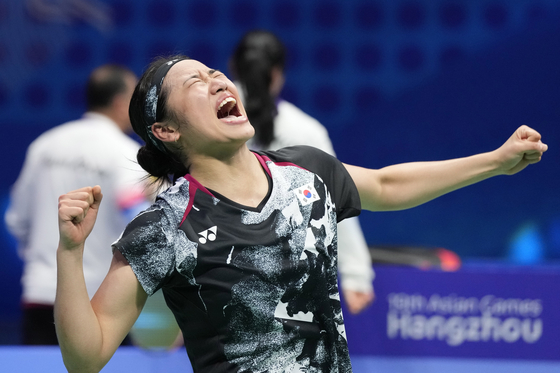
[{"x1": 343, "y1": 265, "x2": 560, "y2": 360}]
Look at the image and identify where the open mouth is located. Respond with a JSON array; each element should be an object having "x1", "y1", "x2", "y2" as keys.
[{"x1": 217, "y1": 97, "x2": 242, "y2": 119}]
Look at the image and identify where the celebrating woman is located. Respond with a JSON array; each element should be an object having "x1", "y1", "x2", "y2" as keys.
[{"x1": 55, "y1": 55, "x2": 547, "y2": 373}]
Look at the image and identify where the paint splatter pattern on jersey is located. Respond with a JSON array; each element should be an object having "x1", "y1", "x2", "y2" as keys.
[{"x1": 115, "y1": 147, "x2": 358, "y2": 372}]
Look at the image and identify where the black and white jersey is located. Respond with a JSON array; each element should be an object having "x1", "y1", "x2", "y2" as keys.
[{"x1": 114, "y1": 146, "x2": 361, "y2": 373}]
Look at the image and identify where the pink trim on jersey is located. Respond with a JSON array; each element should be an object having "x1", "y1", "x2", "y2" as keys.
[
  {"x1": 253, "y1": 153, "x2": 272, "y2": 177},
  {"x1": 253, "y1": 152, "x2": 307, "y2": 173},
  {"x1": 179, "y1": 154, "x2": 307, "y2": 226},
  {"x1": 180, "y1": 174, "x2": 215, "y2": 226}
]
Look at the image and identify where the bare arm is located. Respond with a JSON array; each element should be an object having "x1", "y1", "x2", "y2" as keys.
[
  {"x1": 345, "y1": 125, "x2": 548, "y2": 212},
  {"x1": 54, "y1": 186, "x2": 148, "y2": 373}
]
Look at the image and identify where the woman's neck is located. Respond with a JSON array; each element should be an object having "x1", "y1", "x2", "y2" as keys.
[{"x1": 188, "y1": 146, "x2": 269, "y2": 208}]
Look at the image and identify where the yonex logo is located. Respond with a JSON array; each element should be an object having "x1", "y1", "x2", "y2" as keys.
[{"x1": 198, "y1": 226, "x2": 217, "y2": 244}]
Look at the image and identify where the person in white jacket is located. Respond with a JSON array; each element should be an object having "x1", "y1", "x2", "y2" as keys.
[
  {"x1": 230, "y1": 30, "x2": 375, "y2": 314},
  {"x1": 5, "y1": 64, "x2": 149, "y2": 344}
]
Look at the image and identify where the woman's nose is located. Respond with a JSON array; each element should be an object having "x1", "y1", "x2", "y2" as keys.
[{"x1": 210, "y1": 78, "x2": 228, "y2": 94}]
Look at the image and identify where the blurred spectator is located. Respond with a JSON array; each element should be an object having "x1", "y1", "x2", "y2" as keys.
[
  {"x1": 230, "y1": 30, "x2": 375, "y2": 314},
  {"x1": 5, "y1": 64, "x2": 149, "y2": 344}
]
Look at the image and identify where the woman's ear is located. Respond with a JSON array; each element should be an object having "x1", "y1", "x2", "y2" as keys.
[{"x1": 151, "y1": 123, "x2": 179, "y2": 143}]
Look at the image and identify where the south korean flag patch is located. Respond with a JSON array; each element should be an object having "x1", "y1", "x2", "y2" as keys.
[{"x1": 294, "y1": 182, "x2": 320, "y2": 206}]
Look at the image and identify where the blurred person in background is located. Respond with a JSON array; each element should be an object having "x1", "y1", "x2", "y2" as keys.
[
  {"x1": 230, "y1": 30, "x2": 374, "y2": 314},
  {"x1": 5, "y1": 64, "x2": 150, "y2": 345}
]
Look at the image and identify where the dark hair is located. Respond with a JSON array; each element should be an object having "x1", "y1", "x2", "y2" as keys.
[
  {"x1": 86, "y1": 64, "x2": 135, "y2": 111},
  {"x1": 129, "y1": 55, "x2": 190, "y2": 185},
  {"x1": 230, "y1": 30, "x2": 286, "y2": 148}
]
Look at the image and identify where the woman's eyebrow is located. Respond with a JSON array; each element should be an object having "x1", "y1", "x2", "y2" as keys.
[
  {"x1": 184, "y1": 74, "x2": 198, "y2": 85},
  {"x1": 184, "y1": 69, "x2": 222, "y2": 85}
]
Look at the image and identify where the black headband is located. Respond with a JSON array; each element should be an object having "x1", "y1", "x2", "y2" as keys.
[{"x1": 144, "y1": 58, "x2": 187, "y2": 152}]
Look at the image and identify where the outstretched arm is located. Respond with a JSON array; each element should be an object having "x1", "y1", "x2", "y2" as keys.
[
  {"x1": 55, "y1": 186, "x2": 148, "y2": 373},
  {"x1": 345, "y1": 125, "x2": 548, "y2": 212}
]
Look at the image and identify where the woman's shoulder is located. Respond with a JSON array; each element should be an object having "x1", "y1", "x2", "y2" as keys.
[
  {"x1": 145, "y1": 177, "x2": 192, "y2": 225},
  {"x1": 259, "y1": 145, "x2": 337, "y2": 168}
]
